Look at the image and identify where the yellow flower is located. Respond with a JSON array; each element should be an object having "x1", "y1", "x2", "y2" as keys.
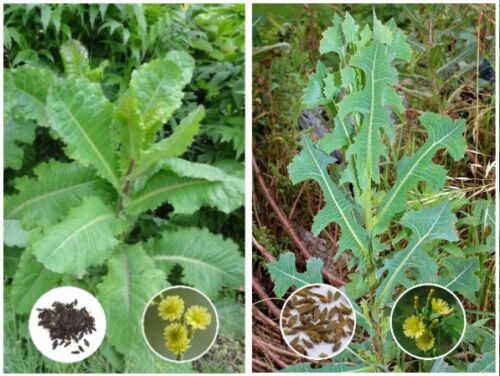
[
  {"x1": 403, "y1": 315, "x2": 425, "y2": 338},
  {"x1": 164, "y1": 323, "x2": 191, "y2": 355},
  {"x1": 158, "y1": 295, "x2": 184, "y2": 321},
  {"x1": 415, "y1": 329, "x2": 435, "y2": 351},
  {"x1": 186, "y1": 305, "x2": 212, "y2": 330},
  {"x1": 431, "y1": 298, "x2": 454, "y2": 316}
]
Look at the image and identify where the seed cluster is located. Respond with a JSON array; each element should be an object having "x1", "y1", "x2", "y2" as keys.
[
  {"x1": 281, "y1": 285, "x2": 355, "y2": 359},
  {"x1": 37, "y1": 300, "x2": 95, "y2": 355}
]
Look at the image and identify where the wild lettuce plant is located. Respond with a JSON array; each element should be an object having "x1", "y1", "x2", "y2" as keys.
[
  {"x1": 4, "y1": 40, "x2": 244, "y2": 372},
  {"x1": 268, "y1": 12, "x2": 494, "y2": 372}
]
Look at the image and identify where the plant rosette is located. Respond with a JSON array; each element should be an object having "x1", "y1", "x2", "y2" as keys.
[
  {"x1": 142, "y1": 286, "x2": 219, "y2": 363},
  {"x1": 390, "y1": 283, "x2": 466, "y2": 360}
]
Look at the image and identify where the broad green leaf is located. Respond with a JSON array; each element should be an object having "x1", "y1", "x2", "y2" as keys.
[
  {"x1": 4, "y1": 246, "x2": 22, "y2": 278},
  {"x1": 5, "y1": 160, "x2": 112, "y2": 228},
  {"x1": 467, "y1": 352, "x2": 495, "y2": 373},
  {"x1": 342, "y1": 12, "x2": 359, "y2": 45},
  {"x1": 215, "y1": 299, "x2": 244, "y2": 339},
  {"x1": 8, "y1": 66, "x2": 56, "y2": 125},
  {"x1": 373, "y1": 113, "x2": 466, "y2": 234},
  {"x1": 4, "y1": 117, "x2": 36, "y2": 170},
  {"x1": 430, "y1": 358, "x2": 458, "y2": 373},
  {"x1": 47, "y1": 78, "x2": 121, "y2": 188},
  {"x1": 60, "y1": 39, "x2": 90, "y2": 78},
  {"x1": 126, "y1": 158, "x2": 244, "y2": 215},
  {"x1": 4, "y1": 220, "x2": 27, "y2": 248},
  {"x1": 166, "y1": 50, "x2": 196, "y2": 84},
  {"x1": 266, "y1": 252, "x2": 323, "y2": 298},
  {"x1": 115, "y1": 93, "x2": 144, "y2": 174},
  {"x1": 372, "y1": 12, "x2": 392, "y2": 45},
  {"x1": 33, "y1": 197, "x2": 126, "y2": 278},
  {"x1": 11, "y1": 249, "x2": 60, "y2": 314},
  {"x1": 438, "y1": 256, "x2": 480, "y2": 305},
  {"x1": 131, "y1": 106, "x2": 205, "y2": 179},
  {"x1": 129, "y1": 58, "x2": 188, "y2": 142},
  {"x1": 124, "y1": 341, "x2": 193, "y2": 373},
  {"x1": 148, "y1": 227, "x2": 243, "y2": 298},
  {"x1": 97, "y1": 245, "x2": 167, "y2": 354},
  {"x1": 375, "y1": 201, "x2": 458, "y2": 307},
  {"x1": 281, "y1": 362, "x2": 378, "y2": 372},
  {"x1": 317, "y1": 116, "x2": 353, "y2": 154},
  {"x1": 288, "y1": 137, "x2": 369, "y2": 266},
  {"x1": 338, "y1": 41, "x2": 397, "y2": 187}
]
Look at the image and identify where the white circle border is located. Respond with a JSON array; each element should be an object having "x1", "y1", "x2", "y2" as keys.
[
  {"x1": 141, "y1": 285, "x2": 220, "y2": 363},
  {"x1": 389, "y1": 282, "x2": 467, "y2": 361},
  {"x1": 279, "y1": 283, "x2": 357, "y2": 361}
]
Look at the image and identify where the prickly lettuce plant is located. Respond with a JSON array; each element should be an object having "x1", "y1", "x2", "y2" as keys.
[
  {"x1": 4, "y1": 40, "x2": 244, "y2": 372},
  {"x1": 281, "y1": 12, "x2": 494, "y2": 371}
]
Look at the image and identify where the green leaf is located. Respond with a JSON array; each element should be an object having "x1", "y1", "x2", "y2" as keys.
[
  {"x1": 124, "y1": 341, "x2": 193, "y2": 373},
  {"x1": 430, "y1": 358, "x2": 458, "y2": 372},
  {"x1": 114, "y1": 93, "x2": 143, "y2": 174},
  {"x1": 60, "y1": 40, "x2": 91, "y2": 78},
  {"x1": 338, "y1": 41, "x2": 397, "y2": 187},
  {"x1": 215, "y1": 299, "x2": 244, "y2": 339},
  {"x1": 97, "y1": 245, "x2": 167, "y2": 354},
  {"x1": 467, "y1": 352, "x2": 495, "y2": 373},
  {"x1": 4, "y1": 117, "x2": 36, "y2": 170},
  {"x1": 47, "y1": 78, "x2": 121, "y2": 188},
  {"x1": 281, "y1": 362, "x2": 378, "y2": 372},
  {"x1": 375, "y1": 201, "x2": 458, "y2": 307},
  {"x1": 342, "y1": 12, "x2": 359, "y2": 45},
  {"x1": 4, "y1": 220, "x2": 27, "y2": 248},
  {"x1": 317, "y1": 116, "x2": 353, "y2": 154},
  {"x1": 373, "y1": 113, "x2": 466, "y2": 234},
  {"x1": 126, "y1": 158, "x2": 244, "y2": 215},
  {"x1": 33, "y1": 197, "x2": 126, "y2": 278},
  {"x1": 11, "y1": 249, "x2": 60, "y2": 314},
  {"x1": 266, "y1": 252, "x2": 323, "y2": 298},
  {"x1": 9, "y1": 66, "x2": 56, "y2": 125},
  {"x1": 129, "y1": 57, "x2": 189, "y2": 142},
  {"x1": 166, "y1": 50, "x2": 196, "y2": 84},
  {"x1": 438, "y1": 256, "x2": 480, "y2": 305},
  {"x1": 288, "y1": 137, "x2": 369, "y2": 267},
  {"x1": 319, "y1": 13, "x2": 345, "y2": 60},
  {"x1": 302, "y1": 61, "x2": 330, "y2": 109},
  {"x1": 131, "y1": 106, "x2": 205, "y2": 179},
  {"x1": 5, "y1": 160, "x2": 113, "y2": 228},
  {"x1": 148, "y1": 227, "x2": 244, "y2": 298}
]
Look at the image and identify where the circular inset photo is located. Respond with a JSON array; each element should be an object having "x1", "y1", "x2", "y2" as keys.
[
  {"x1": 142, "y1": 286, "x2": 218, "y2": 362},
  {"x1": 280, "y1": 283, "x2": 356, "y2": 360},
  {"x1": 28, "y1": 286, "x2": 106, "y2": 363},
  {"x1": 390, "y1": 283, "x2": 466, "y2": 360}
]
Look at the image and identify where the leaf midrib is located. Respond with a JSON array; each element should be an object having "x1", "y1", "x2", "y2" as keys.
[{"x1": 153, "y1": 254, "x2": 237, "y2": 281}]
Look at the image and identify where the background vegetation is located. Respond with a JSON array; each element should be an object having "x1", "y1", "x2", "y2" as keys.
[
  {"x1": 4, "y1": 4, "x2": 244, "y2": 373},
  {"x1": 252, "y1": 4, "x2": 495, "y2": 372}
]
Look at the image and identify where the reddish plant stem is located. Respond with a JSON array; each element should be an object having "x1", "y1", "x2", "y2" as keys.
[
  {"x1": 253, "y1": 359, "x2": 274, "y2": 372},
  {"x1": 252, "y1": 276, "x2": 281, "y2": 318},
  {"x1": 253, "y1": 336, "x2": 288, "y2": 369},
  {"x1": 252, "y1": 237, "x2": 275, "y2": 262},
  {"x1": 253, "y1": 306, "x2": 280, "y2": 332},
  {"x1": 253, "y1": 159, "x2": 344, "y2": 286}
]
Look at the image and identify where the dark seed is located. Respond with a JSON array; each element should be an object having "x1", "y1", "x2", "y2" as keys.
[
  {"x1": 84, "y1": 339, "x2": 89, "y2": 347},
  {"x1": 78, "y1": 346, "x2": 84, "y2": 352},
  {"x1": 71, "y1": 351, "x2": 80, "y2": 354}
]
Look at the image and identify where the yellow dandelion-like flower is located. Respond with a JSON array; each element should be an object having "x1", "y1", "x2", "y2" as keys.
[
  {"x1": 402, "y1": 315, "x2": 425, "y2": 338},
  {"x1": 164, "y1": 323, "x2": 191, "y2": 354},
  {"x1": 186, "y1": 305, "x2": 212, "y2": 330},
  {"x1": 415, "y1": 329, "x2": 435, "y2": 351},
  {"x1": 431, "y1": 298, "x2": 454, "y2": 316},
  {"x1": 158, "y1": 295, "x2": 184, "y2": 321}
]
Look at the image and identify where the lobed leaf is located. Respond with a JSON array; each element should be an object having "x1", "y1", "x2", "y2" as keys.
[
  {"x1": 288, "y1": 137, "x2": 369, "y2": 267},
  {"x1": 375, "y1": 201, "x2": 458, "y2": 307},
  {"x1": 373, "y1": 113, "x2": 466, "y2": 234},
  {"x1": 438, "y1": 256, "x2": 480, "y2": 305},
  {"x1": 148, "y1": 227, "x2": 244, "y2": 298},
  {"x1": 4, "y1": 117, "x2": 37, "y2": 170},
  {"x1": 32, "y1": 197, "x2": 127, "y2": 278},
  {"x1": 266, "y1": 252, "x2": 323, "y2": 298}
]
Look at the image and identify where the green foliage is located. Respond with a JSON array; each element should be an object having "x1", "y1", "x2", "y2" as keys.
[
  {"x1": 269, "y1": 10, "x2": 494, "y2": 372},
  {"x1": 4, "y1": 5, "x2": 244, "y2": 372},
  {"x1": 266, "y1": 252, "x2": 323, "y2": 298}
]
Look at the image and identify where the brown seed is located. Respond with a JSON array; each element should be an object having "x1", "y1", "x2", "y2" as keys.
[
  {"x1": 327, "y1": 290, "x2": 333, "y2": 303},
  {"x1": 292, "y1": 343, "x2": 307, "y2": 355},
  {"x1": 288, "y1": 315, "x2": 298, "y2": 326},
  {"x1": 313, "y1": 308, "x2": 320, "y2": 321},
  {"x1": 290, "y1": 336, "x2": 300, "y2": 346},
  {"x1": 334, "y1": 291, "x2": 341, "y2": 301},
  {"x1": 297, "y1": 304, "x2": 317, "y2": 314},
  {"x1": 296, "y1": 289, "x2": 309, "y2": 297},
  {"x1": 328, "y1": 307, "x2": 336, "y2": 320},
  {"x1": 332, "y1": 341, "x2": 341, "y2": 352},
  {"x1": 320, "y1": 308, "x2": 327, "y2": 321},
  {"x1": 303, "y1": 338, "x2": 314, "y2": 348},
  {"x1": 283, "y1": 307, "x2": 291, "y2": 317},
  {"x1": 319, "y1": 352, "x2": 328, "y2": 358},
  {"x1": 284, "y1": 328, "x2": 299, "y2": 335}
]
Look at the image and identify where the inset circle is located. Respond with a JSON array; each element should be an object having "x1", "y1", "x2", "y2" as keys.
[
  {"x1": 28, "y1": 286, "x2": 106, "y2": 363},
  {"x1": 280, "y1": 283, "x2": 356, "y2": 360},
  {"x1": 142, "y1": 286, "x2": 219, "y2": 363},
  {"x1": 390, "y1": 283, "x2": 466, "y2": 360}
]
